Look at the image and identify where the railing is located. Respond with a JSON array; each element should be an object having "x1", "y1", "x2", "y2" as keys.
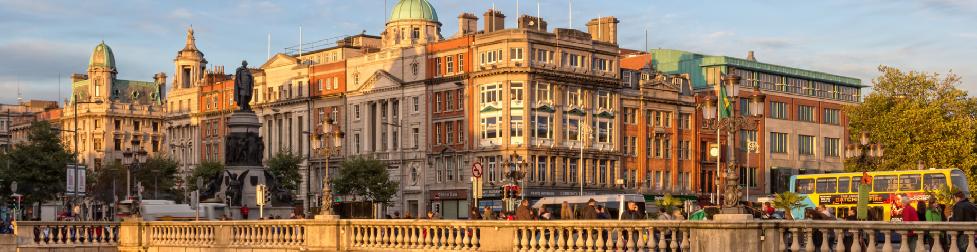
[
  {"x1": 12, "y1": 219, "x2": 977, "y2": 252},
  {"x1": 772, "y1": 220, "x2": 977, "y2": 252},
  {"x1": 14, "y1": 221, "x2": 119, "y2": 247}
]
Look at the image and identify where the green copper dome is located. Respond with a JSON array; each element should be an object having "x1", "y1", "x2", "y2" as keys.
[
  {"x1": 89, "y1": 41, "x2": 116, "y2": 69},
  {"x1": 389, "y1": 0, "x2": 439, "y2": 23}
]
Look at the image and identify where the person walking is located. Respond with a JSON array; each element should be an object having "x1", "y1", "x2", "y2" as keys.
[
  {"x1": 560, "y1": 201, "x2": 575, "y2": 220},
  {"x1": 469, "y1": 206, "x2": 482, "y2": 220},
  {"x1": 580, "y1": 199, "x2": 599, "y2": 220},
  {"x1": 924, "y1": 197, "x2": 945, "y2": 251},
  {"x1": 596, "y1": 206, "x2": 610, "y2": 219},
  {"x1": 482, "y1": 206, "x2": 495, "y2": 220},
  {"x1": 898, "y1": 197, "x2": 920, "y2": 249},
  {"x1": 949, "y1": 191, "x2": 977, "y2": 251}
]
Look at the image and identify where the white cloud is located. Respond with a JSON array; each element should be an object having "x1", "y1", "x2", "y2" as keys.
[
  {"x1": 957, "y1": 33, "x2": 977, "y2": 39},
  {"x1": 169, "y1": 8, "x2": 193, "y2": 20}
]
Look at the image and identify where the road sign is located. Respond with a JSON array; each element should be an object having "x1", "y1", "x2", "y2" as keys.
[
  {"x1": 472, "y1": 162, "x2": 483, "y2": 178},
  {"x1": 256, "y1": 184, "x2": 266, "y2": 206}
]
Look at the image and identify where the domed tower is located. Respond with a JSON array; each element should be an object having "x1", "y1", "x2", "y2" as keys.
[
  {"x1": 382, "y1": 0, "x2": 442, "y2": 48},
  {"x1": 173, "y1": 26, "x2": 207, "y2": 89},
  {"x1": 87, "y1": 41, "x2": 117, "y2": 99}
]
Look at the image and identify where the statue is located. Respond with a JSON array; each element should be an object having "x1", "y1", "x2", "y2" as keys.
[{"x1": 234, "y1": 60, "x2": 254, "y2": 112}]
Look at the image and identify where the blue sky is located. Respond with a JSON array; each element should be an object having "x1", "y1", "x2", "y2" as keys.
[{"x1": 1, "y1": 0, "x2": 975, "y2": 104}]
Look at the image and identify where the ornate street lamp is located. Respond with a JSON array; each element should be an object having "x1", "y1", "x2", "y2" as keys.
[
  {"x1": 700, "y1": 73, "x2": 765, "y2": 213},
  {"x1": 317, "y1": 117, "x2": 344, "y2": 217}
]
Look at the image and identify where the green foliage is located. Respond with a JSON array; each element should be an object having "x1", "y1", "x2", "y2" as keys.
[
  {"x1": 133, "y1": 155, "x2": 181, "y2": 200},
  {"x1": 189, "y1": 160, "x2": 224, "y2": 191},
  {"x1": 332, "y1": 157, "x2": 398, "y2": 205},
  {"x1": 0, "y1": 121, "x2": 72, "y2": 205},
  {"x1": 90, "y1": 160, "x2": 126, "y2": 204},
  {"x1": 267, "y1": 150, "x2": 303, "y2": 193},
  {"x1": 846, "y1": 66, "x2": 977, "y2": 192},
  {"x1": 857, "y1": 184, "x2": 870, "y2": 220},
  {"x1": 772, "y1": 191, "x2": 807, "y2": 220},
  {"x1": 926, "y1": 183, "x2": 960, "y2": 217},
  {"x1": 654, "y1": 193, "x2": 682, "y2": 212}
]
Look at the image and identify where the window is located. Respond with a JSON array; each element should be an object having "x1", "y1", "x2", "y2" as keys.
[
  {"x1": 94, "y1": 138, "x2": 102, "y2": 150},
  {"x1": 133, "y1": 120, "x2": 140, "y2": 131},
  {"x1": 899, "y1": 174, "x2": 921, "y2": 191},
  {"x1": 510, "y1": 82, "x2": 524, "y2": 102},
  {"x1": 770, "y1": 132, "x2": 788, "y2": 153},
  {"x1": 596, "y1": 91, "x2": 611, "y2": 109},
  {"x1": 592, "y1": 58, "x2": 609, "y2": 71},
  {"x1": 114, "y1": 138, "x2": 121, "y2": 151},
  {"x1": 678, "y1": 141, "x2": 690, "y2": 160},
  {"x1": 798, "y1": 135, "x2": 815, "y2": 155},
  {"x1": 413, "y1": 96, "x2": 420, "y2": 112},
  {"x1": 457, "y1": 54, "x2": 464, "y2": 72},
  {"x1": 596, "y1": 120, "x2": 610, "y2": 143},
  {"x1": 798, "y1": 105, "x2": 815, "y2": 122},
  {"x1": 679, "y1": 113, "x2": 691, "y2": 129},
  {"x1": 565, "y1": 117, "x2": 579, "y2": 141},
  {"x1": 354, "y1": 133, "x2": 361, "y2": 153},
  {"x1": 535, "y1": 82, "x2": 551, "y2": 102},
  {"x1": 445, "y1": 123, "x2": 453, "y2": 144},
  {"x1": 354, "y1": 105, "x2": 361, "y2": 119},
  {"x1": 824, "y1": 108, "x2": 840, "y2": 125},
  {"x1": 770, "y1": 102, "x2": 788, "y2": 119},
  {"x1": 622, "y1": 71, "x2": 632, "y2": 87},
  {"x1": 739, "y1": 130, "x2": 757, "y2": 150},
  {"x1": 445, "y1": 91, "x2": 453, "y2": 111},
  {"x1": 924, "y1": 173, "x2": 946, "y2": 191},
  {"x1": 434, "y1": 92, "x2": 441, "y2": 112},
  {"x1": 627, "y1": 137, "x2": 637, "y2": 156},
  {"x1": 94, "y1": 119, "x2": 101, "y2": 129},
  {"x1": 411, "y1": 27, "x2": 420, "y2": 39},
  {"x1": 152, "y1": 122, "x2": 159, "y2": 132},
  {"x1": 412, "y1": 127, "x2": 420, "y2": 148},
  {"x1": 486, "y1": 156, "x2": 497, "y2": 182},
  {"x1": 566, "y1": 88, "x2": 580, "y2": 107},
  {"x1": 623, "y1": 108, "x2": 636, "y2": 124},
  {"x1": 838, "y1": 177, "x2": 850, "y2": 193},
  {"x1": 446, "y1": 56, "x2": 454, "y2": 73},
  {"x1": 824, "y1": 137, "x2": 840, "y2": 157},
  {"x1": 534, "y1": 114, "x2": 553, "y2": 139},
  {"x1": 333, "y1": 77, "x2": 339, "y2": 89},
  {"x1": 434, "y1": 57, "x2": 442, "y2": 76},
  {"x1": 115, "y1": 119, "x2": 121, "y2": 130},
  {"x1": 873, "y1": 175, "x2": 897, "y2": 192},
  {"x1": 510, "y1": 116, "x2": 523, "y2": 139},
  {"x1": 816, "y1": 178, "x2": 837, "y2": 193},
  {"x1": 481, "y1": 116, "x2": 501, "y2": 139},
  {"x1": 795, "y1": 179, "x2": 814, "y2": 194},
  {"x1": 480, "y1": 84, "x2": 502, "y2": 104},
  {"x1": 510, "y1": 48, "x2": 523, "y2": 61}
]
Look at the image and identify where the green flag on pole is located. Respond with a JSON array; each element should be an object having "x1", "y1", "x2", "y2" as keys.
[{"x1": 718, "y1": 83, "x2": 733, "y2": 118}]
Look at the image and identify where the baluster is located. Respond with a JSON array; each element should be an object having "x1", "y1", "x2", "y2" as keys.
[
  {"x1": 834, "y1": 228, "x2": 846, "y2": 252},
  {"x1": 472, "y1": 226, "x2": 480, "y2": 249},
  {"x1": 548, "y1": 226, "x2": 558, "y2": 252},
  {"x1": 584, "y1": 228, "x2": 595, "y2": 252},
  {"x1": 897, "y1": 230, "x2": 910, "y2": 252},
  {"x1": 518, "y1": 227, "x2": 528, "y2": 251},
  {"x1": 420, "y1": 226, "x2": 429, "y2": 248},
  {"x1": 636, "y1": 227, "x2": 647, "y2": 251},
  {"x1": 576, "y1": 227, "x2": 585, "y2": 251},
  {"x1": 789, "y1": 228, "x2": 801, "y2": 252},
  {"x1": 530, "y1": 227, "x2": 540, "y2": 251},
  {"x1": 595, "y1": 227, "x2": 606, "y2": 252},
  {"x1": 914, "y1": 229, "x2": 926, "y2": 252},
  {"x1": 966, "y1": 231, "x2": 977, "y2": 252},
  {"x1": 850, "y1": 229, "x2": 862, "y2": 252},
  {"x1": 451, "y1": 226, "x2": 460, "y2": 250},
  {"x1": 881, "y1": 230, "x2": 893, "y2": 252},
  {"x1": 950, "y1": 231, "x2": 960, "y2": 252},
  {"x1": 613, "y1": 228, "x2": 623, "y2": 251},
  {"x1": 440, "y1": 226, "x2": 449, "y2": 249},
  {"x1": 682, "y1": 227, "x2": 691, "y2": 251},
  {"x1": 403, "y1": 226, "x2": 412, "y2": 248},
  {"x1": 380, "y1": 226, "x2": 389, "y2": 247},
  {"x1": 462, "y1": 227, "x2": 472, "y2": 250},
  {"x1": 668, "y1": 227, "x2": 678, "y2": 252},
  {"x1": 393, "y1": 225, "x2": 402, "y2": 248},
  {"x1": 865, "y1": 229, "x2": 877, "y2": 252}
]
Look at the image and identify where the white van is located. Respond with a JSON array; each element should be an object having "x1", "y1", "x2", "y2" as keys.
[{"x1": 531, "y1": 194, "x2": 646, "y2": 220}]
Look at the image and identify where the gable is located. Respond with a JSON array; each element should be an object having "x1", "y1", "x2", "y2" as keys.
[{"x1": 260, "y1": 53, "x2": 299, "y2": 69}]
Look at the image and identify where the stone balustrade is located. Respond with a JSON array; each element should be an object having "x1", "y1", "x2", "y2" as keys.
[
  {"x1": 13, "y1": 221, "x2": 119, "y2": 249},
  {"x1": 9, "y1": 219, "x2": 977, "y2": 251}
]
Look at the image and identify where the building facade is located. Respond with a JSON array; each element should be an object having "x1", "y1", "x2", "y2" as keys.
[
  {"x1": 650, "y1": 49, "x2": 863, "y2": 200},
  {"x1": 62, "y1": 41, "x2": 167, "y2": 172}
]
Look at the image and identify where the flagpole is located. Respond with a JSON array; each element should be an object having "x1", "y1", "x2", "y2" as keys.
[{"x1": 716, "y1": 80, "x2": 722, "y2": 205}]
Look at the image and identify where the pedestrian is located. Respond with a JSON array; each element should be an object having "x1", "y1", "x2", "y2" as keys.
[
  {"x1": 426, "y1": 211, "x2": 439, "y2": 220},
  {"x1": 924, "y1": 197, "x2": 946, "y2": 251},
  {"x1": 560, "y1": 201, "x2": 575, "y2": 220},
  {"x1": 404, "y1": 212, "x2": 414, "y2": 219},
  {"x1": 949, "y1": 191, "x2": 977, "y2": 251},
  {"x1": 595, "y1": 205, "x2": 610, "y2": 219},
  {"x1": 658, "y1": 209, "x2": 675, "y2": 220},
  {"x1": 671, "y1": 209, "x2": 685, "y2": 220},
  {"x1": 622, "y1": 202, "x2": 645, "y2": 220},
  {"x1": 763, "y1": 202, "x2": 775, "y2": 216},
  {"x1": 482, "y1": 206, "x2": 495, "y2": 220},
  {"x1": 469, "y1": 206, "x2": 482, "y2": 220},
  {"x1": 515, "y1": 200, "x2": 533, "y2": 220},
  {"x1": 240, "y1": 205, "x2": 249, "y2": 220},
  {"x1": 580, "y1": 199, "x2": 598, "y2": 220},
  {"x1": 899, "y1": 197, "x2": 920, "y2": 248},
  {"x1": 539, "y1": 208, "x2": 552, "y2": 220},
  {"x1": 393, "y1": 211, "x2": 401, "y2": 219}
]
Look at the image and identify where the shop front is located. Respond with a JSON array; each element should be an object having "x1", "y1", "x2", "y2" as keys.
[{"x1": 429, "y1": 189, "x2": 470, "y2": 220}]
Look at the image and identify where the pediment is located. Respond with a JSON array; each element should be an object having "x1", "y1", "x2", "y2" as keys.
[
  {"x1": 350, "y1": 70, "x2": 404, "y2": 93},
  {"x1": 259, "y1": 53, "x2": 299, "y2": 69}
]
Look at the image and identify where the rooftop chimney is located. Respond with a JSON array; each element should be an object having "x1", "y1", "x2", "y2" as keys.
[
  {"x1": 483, "y1": 9, "x2": 505, "y2": 33},
  {"x1": 517, "y1": 15, "x2": 547, "y2": 32},
  {"x1": 747, "y1": 51, "x2": 757, "y2": 61},
  {"x1": 586, "y1": 16, "x2": 619, "y2": 44},
  {"x1": 458, "y1": 13, "x2": 478, "y2": 35}
]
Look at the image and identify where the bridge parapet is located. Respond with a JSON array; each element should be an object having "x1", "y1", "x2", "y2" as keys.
[{"x1": 8, "y1": 219, "x2": 977, "y2": 251}]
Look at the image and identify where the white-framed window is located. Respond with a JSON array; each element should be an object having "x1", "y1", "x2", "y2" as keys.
[
  {"x1": 510, "y1": 82, "x2": 524, "y2": 102},
  {"x1": 412, "y1": 96, "x2": 420, "y2": 112},
  {"x1": 481, "y1": 116, "x2": 501, "y2": 140},
  {"x1": 434, "y1": 57, "x2": 442, "y2": 76},
  {"x1": 480, "y1": 84, "x2": 502, "y2": 104},
  {"x1": 534, "y1": 82, "x2": 551, "y2": 102},
  {"x1": 446, "y1": 56, "x2": 454, "y2": 73},
  {"x1": 770, "y1": 102, "x2": 788, "y2": 119},
  {"x1": 596, "y1": 90, "x2": 611, "y2": 109},
  {"x1": 354, "y1": 105, "x2": 361, "y2": 120},
  {"x1": 332, "y1": 77, "x2": 339, "y2": 90},
  {"x1": 566, "y1": 87, "x2": 580, "y2": 107},
  {"x1": 622, "y1": 71, "x2": 632, "y2": 87},
  {"x1": 596, "y1": 120, "x2": 611, "y2": 143},
  {"x1": 446, "y1": 91, "x2": 454, "y2": 111},
  {"x1": 510, "y1": 115, "x2": 523, "y2": 139},
  {"x1": 318, "y1": 79, "x2": 324, "y2": 91},
  {"x1": 565, "y1": 117, "x2": 579, "y2": 141},
  {"x1": 457, "y1": 54, "x2": 464, "y2": 72},
  {"x1": 412, "y1": 127, "x2": 420, "y2": 148},
  {"x1": 434, "y1": 92, "x2": 442, "y2": 113},
  {"x1": 445, "y1": 122, "x2": 454, "y2": 144},
  {"x1": 533, "y1": 113, "x2": 553, "y2": 139}
]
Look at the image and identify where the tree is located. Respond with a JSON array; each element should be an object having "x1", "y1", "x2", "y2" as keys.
[
  {"x1": 926, "y1": 184, "x2": 960, "y2": 218},
  {"x1": 332, "y1": 157, "x2": 398, "y2": 206},
  {"x1": 654, "y1": 193, "x2": 682, "y2": 213},
  {"x1": 267, "y1": 150, "x2": 303, "y2": 193},
  {"x1": 90, "y1": 160, "x2": 126, "y2": 204},
  {"x1": 132, "y1": 155, "x2": 180, "y2": 201},
  {"x1": 0, "y1": 121, "x2": 72, "y2": 205},
  {"x1": 771, "y1": 191, "x2": 807, "y2": 220},
  {"x1": 189, "y1": 160, "x2": 224, "y2": 191},
  {"x1": 846, "y1": 66, "x2": 977, "y2": 191}
]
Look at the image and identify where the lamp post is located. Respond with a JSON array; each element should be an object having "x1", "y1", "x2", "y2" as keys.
[
  {"x1": 70, "y1": 96, "x2": 103, "y2": 215},
  {"x1": 122, "y1": 146, "x2": 148, "y2": 203},
  {"x1": 578, "y1": 125, "x2": 591, "y2": 196},
  {"x1": 169, "y1": 143, "x2": 190, "y2": 202},
  {"x1": 316, "y1": 117, "x2": 344, "y2": 217},
  {"x1": 700, "y1": 73, "x2": 764, "y2": 213}
]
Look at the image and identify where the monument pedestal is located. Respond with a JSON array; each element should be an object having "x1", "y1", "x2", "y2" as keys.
[{"x1": 219, "y1": 111, "x2": 271, "y2": 212}]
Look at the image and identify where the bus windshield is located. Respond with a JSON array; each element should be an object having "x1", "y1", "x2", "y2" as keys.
[{"x1": 951, "y1": 170, "x2": 970, "y2": 194}]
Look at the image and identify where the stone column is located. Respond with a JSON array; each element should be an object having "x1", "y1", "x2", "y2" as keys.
[{"x1": 117, "y1": 218, "x2": 143, "y2": 252}]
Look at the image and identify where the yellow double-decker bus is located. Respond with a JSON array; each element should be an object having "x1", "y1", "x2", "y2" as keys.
[{"x1": 789, "y1": 169, "x2": 969, "y2": 220}]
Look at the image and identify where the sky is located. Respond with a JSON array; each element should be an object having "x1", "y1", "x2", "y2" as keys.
[{"x1": 1, "y1": 0, "x2": 976, "y2": 105}]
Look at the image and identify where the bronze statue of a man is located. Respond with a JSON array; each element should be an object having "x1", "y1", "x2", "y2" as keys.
[{"x1": 234, "y1": 60, "x2": 254, "y2": 111}]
